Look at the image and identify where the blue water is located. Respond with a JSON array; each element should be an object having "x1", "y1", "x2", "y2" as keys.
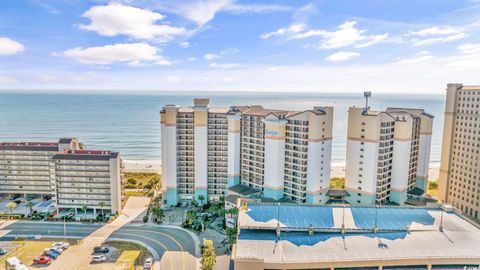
[{"x1": 0, "y1": 92, "x2": 445, "y2": 162}]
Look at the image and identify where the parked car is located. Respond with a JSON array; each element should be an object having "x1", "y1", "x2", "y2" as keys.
[
  {"x1": 33, "y1": 256, "x2": 53, "y2": 265},
  {"x1": 91, "y1": 254, "x2": 107, "y2": 262},
  {"x1": 43, "y1": 250, "x2": 59, "y2": 259},
  {"x1": 93, "y1": 246, "x2": 109, "y2": 254},
  {"x1": 143, "y1": 257, "x2": 153, "y2": 269},
  {"x1": 13, "y1": 199, "x2": 21, "y2": 205},
  {"x1": 26, "y1": 194, "x2": 37, "y2": 201},
  {"x1": 44, "y1": 195, "x2": 52, "y2": 201},
  {"x1": 44, "y1": 247, "x2": 63, "y2": 254},
  {"x1": 0, "y1": 248, "x2": 7, "y2": 255},
  {"x1": 52, "y1": 242, "x2": 69, "y2": 250},
  {"x1": 9, "y1": 194, "x2": 20, "y2": 200},
  {"x1": 181, "y1": 201, "x2": 189, "y2": 208},
  {"x1": 162, "y1": 205, "x2": 172, "y2": 211}
]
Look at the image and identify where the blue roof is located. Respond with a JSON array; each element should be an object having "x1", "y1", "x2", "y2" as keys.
[
  {"x1": 238, "y1": 229, "x2": 408, "y2": 246},
  {"x1": 245, "y1": 204, "x2": 438, "y2": 230},
  {"x1": 246, "y1": 204, "x2": 335, "y2": 229},
  {"x1": 351, "y1": 207, "x2": 437, "y2": 230}
]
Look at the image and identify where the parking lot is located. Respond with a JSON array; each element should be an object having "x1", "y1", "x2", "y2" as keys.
[{"x1": 0, "y1": 195, "x2": 54, "y2": 215}]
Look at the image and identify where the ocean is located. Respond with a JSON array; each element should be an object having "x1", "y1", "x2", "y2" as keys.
[{"x1": 0, "y1": 92, "x2": 445, "y2": 164}]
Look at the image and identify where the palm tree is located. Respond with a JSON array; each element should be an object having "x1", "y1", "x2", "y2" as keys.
[
  {"x1": 6, "y1": 202, "x2": 17, "y2": 213},
  {"x1": 82, "y1": 205, "x2": 88, "y2": 220},
  {"x1": 99, "y1": 201, "x2": 106, "y2": 216},
  {"x1": 198, "y1": 195, "x2": 205, "y2": 206},
  {"x1": 26, "y1": 201, "x2": 34, "y2": 215}
]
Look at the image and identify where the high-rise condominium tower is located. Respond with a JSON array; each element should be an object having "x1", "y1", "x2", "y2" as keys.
[
  {"x1": 160, "y1": 99, "x2": 334, "y2": 206},
  {"x1": 345, "y1": 107, "x2": 433, "y2": 205},
  {"x1": 438, "y1": 83, "x2": 480, "y2": 220}
]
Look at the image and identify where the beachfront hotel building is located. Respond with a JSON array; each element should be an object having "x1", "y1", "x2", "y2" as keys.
[
  {"x1": 0, "y1": 138, "x2": 123, "y2": 214},
  {"x1": 160, "y1": 98, "x2": 334, "y2": 206},
  {"x1": 345, "y1": 107, "x2": 433, "y2": 205},
  {"x1": 52, "y1": 150, "x2": 123, "y2": 215},
  {"x1": 0, "y1": 138, "x2": 83, "y2": 196},
  {"x1": 438, "y1": 83, "x2": 480, "y2": 220}
]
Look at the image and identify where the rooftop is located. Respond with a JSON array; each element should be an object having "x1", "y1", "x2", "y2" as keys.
[
  {"x1": 0, "y1": 141, "x2": 59, "y2": 151},
  {"x1": 52, "y1": 150, "x2": 119, "y2": 160},
  {"x1": 235, "y1": 203, "x2": 480, "y2": 265}
]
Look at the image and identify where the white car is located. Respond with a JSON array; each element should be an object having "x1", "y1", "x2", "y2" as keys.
[
  {"x1": 91, "y1": 254, "x2": 107, "y2": 262},
  {"x1": 143, "y1": 257, "x2": 153, "y2": 269},
  {"x1": 52, "y1": 242, "x2": 69, "y2": 250}
]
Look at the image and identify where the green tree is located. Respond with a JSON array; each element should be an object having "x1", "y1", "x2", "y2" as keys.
[
  {"x1": 186, "y1": 210, "x2": 196, "y2": 226},
  {"x1": 225, "y1": 227, "x2": 237, "y2": 245},
  {"x1": 26, "y1": 201, "x2": 34, "y2": 215},
  {"x1": 191, "y1": 199, "x2": 198, "y2": 207},
  {"x1": 227, "y1": 207, "x2": 239, "y2": 218},
  {"x1": 198, "y1": 195, "x2": 205, "y2": 206},
  {"x1": 201, "y1": 239, "x2": 216, "y2": 270},
  {"x1": 82, "y1": 205, "x2": 88, "y2": 220},
  {"x1": 99, "y1": 201, "x2": 106, "y2": 216},
  {"x1": 6, "y1": 202, "x2": 17, "y2": 213}
]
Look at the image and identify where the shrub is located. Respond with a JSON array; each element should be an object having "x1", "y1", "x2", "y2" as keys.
[
  {"x1": 127, "y1": 178, "x2": 137, "y2": 185},
  {"x1": 143, "y1": 215, "x2": 149, "y2": 223}
]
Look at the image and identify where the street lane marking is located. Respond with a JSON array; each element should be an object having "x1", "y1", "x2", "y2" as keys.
[{"x1": 116, "y1": 229, "x2": 185, "y2": 252}]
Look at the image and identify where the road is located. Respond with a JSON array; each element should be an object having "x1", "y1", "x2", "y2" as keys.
[{"x1": 0, "y1": 221, "x2": 197, "y2": 260}]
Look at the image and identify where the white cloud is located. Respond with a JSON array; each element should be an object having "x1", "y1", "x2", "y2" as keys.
[
  {"x1": 57, "y1": 43, "x2": 170, "y2": 65},
  {"x1": 0, "y1": 76, "x2": 16, "y2": 84},
  {"x1": 204, "y1": 48, "x2": 238, "y2": 60},
  {"x1": 179, "y1": 42, "x2": 190, "y2": 48},
  {"x1": 224, "y1": 4, "x2": 292, "y2": 14},
  {"x1": 325, "y1": 51, "x2": 360, "y2": 63},
  {"x1": 355, "y1": 33, "x2": 389, "y2": 48},
  {"x1": 209, "y1": 62, "x2": 240, "y2": 69},
  {"x1": 0, "y1": 37, "x2": 25, "y2": 56},
  {"x1": 263, "y1": 21, "x2": 389, "y2": 49},
  {"x1": 409, "y1": 26, "x2": 467, "y2": 46},
  {"x1": 457, "y1": 43, "x2": 480, "y2": 54},
  {"x1": 397, "y1": 50, "x2": 434, "y2": 64},
  {"x1": 261, "y1": 24, "x2": 306, "y2": 39},
  {"x1": 410, "y1": 26, "x2": 462, "y2": 37},
  {"x1": 204, "y1": 53, "x2": 221, "y2": 60},
  {"x1": 79, "y1": 4, "x2": 187, "y2": 41},
  {"x1": 151, "y1": 0, "x2": 232, "y2": 27},
  {"x1": 142, "y1": 0, "x2": 290, "y2": 27}
]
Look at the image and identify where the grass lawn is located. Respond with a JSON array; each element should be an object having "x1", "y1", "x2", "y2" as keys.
[
  {"x1": 124, "y1": 172, "x2": 161, "y2": 189},
  {"x1": 330, "y1": 177, "x2": 345, "y2": 189},
  {"x1": 105, "y1": 241, "x2": 152, "y2": 270},
  {"x1": 124, "y1": 190, "x2": 148, "y2": 197},
  {"x1": 0, "y1": 240, "x2": 55, "y2": 267}
]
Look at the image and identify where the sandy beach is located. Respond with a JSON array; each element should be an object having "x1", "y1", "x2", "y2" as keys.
[{"x1": 124, "y1": 160, "x2": 440, "y2": 181}]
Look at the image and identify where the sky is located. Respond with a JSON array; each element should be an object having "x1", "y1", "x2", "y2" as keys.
[{"x1": 0, "y1": 0, "x2": 480, "y2": 94}]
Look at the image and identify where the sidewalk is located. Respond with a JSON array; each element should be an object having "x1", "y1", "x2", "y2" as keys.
[{"x1": 46, "y1": 196, "x2": 150, "y2": 270}]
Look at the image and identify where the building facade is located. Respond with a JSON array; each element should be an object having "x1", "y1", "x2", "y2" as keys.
[
  {"x1": 345, "y1": 107, "x2": 433, "y2": 205},
  {"x1": 161, "y1": 99, "x2": 229, "y2": 206},
  {"x1": 52, "y1": 150, "x2": 123, "y2": 214},
  {"x1": 438, "y1": 83, "x2": 480, "y2": 220},
  {"x1": 161, "y1": 99, "x2": 334, "y2": 206},
  {"x1": 0, "y1": 138, "x2": 82, "y2": 196},
  {"x1": 0, "y1": 138, "x2": 123, "y2": 214}
]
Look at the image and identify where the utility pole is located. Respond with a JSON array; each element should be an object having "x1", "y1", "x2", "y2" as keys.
[{"x1": 63, "y1": 216, "x2": 67, "y2": 242}]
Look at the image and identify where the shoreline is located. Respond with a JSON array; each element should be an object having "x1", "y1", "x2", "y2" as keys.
[{"x1": 123, "y1": 160, "x2": 441, "y2": 181}]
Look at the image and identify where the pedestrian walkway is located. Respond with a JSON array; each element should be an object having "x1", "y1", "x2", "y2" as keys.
[
  {"x1": 47, "y1": 196, "x2": 150, "y2": 270},
  {"x1": 0, "y1": 220, "x2": 18, "y2": 238}
]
